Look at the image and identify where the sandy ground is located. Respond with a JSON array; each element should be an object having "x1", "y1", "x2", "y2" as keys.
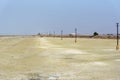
[{"x1": 0, "y1": 37, "x2": 120, "y2": 80}]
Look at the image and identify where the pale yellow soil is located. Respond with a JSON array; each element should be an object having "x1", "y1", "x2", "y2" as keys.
[{"x1": 0, "y1": 37, "x2": 120, "y2": 80}]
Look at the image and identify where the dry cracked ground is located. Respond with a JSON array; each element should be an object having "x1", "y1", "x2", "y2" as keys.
[{"x1": 0, "y1": 36, "x2": 120, "y2": 80}]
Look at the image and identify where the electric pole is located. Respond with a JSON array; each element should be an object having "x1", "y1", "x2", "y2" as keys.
[
  {"x1": 61, "y1": 30, "x2": 63, "y2": 40},
  {"x1": 54, "y1": 31, "x2": 55, "y2": 38},
  {"x1": 116, "y1": 23, "x2": 119, "y2": 50},
  {"x1": 75, "y1": 28, "x2": 77, "y2": 43}
]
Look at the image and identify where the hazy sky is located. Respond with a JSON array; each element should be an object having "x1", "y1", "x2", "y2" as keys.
[{"x1": 0, "y1": 0, "x2": 120, "y2": 35}]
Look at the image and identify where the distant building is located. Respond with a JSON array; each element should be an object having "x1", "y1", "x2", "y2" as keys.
[{"x1": 69, "y1": 33, "x2": 75, "y2": 37}]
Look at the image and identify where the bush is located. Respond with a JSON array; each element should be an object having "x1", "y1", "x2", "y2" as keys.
[{"x1": 93, "y1": 32, "x2": 99, "y2": 36}]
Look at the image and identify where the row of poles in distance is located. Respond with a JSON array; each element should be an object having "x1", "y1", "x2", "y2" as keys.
[
  {"x1": 62, "y1": 23, "x2": 120, "y2": 50},
  {"x1": 60, "y1": 28, "x2": 77, "y2": 43},
  {"x1": 52, "y1": 23, "x2": 119, "y2": 50}
]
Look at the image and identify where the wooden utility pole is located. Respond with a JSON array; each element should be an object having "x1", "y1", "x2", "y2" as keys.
[
  {"x1": 48, "y1": 32, "x2": 50, "y2": 37},
  {"x1": 116, "y1": 23, "x2": 119, "y2": 50},
  {"x1": 54, "y1": 31, "x2": 55, "y2": 38},
  {"x1": 75, "y1": 28, "x2": 77, "y2": 43},
  {"x1": 61, "y1": 30, "x2": 63, "y2": 40}
]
